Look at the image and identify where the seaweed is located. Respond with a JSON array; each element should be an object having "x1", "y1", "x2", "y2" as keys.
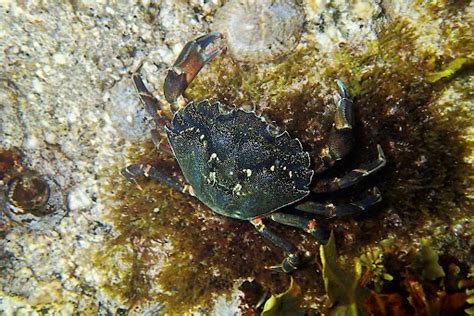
[
  {"x1": 261, "y1": 277, "x2": 305, "y2": 316},
  {"x1": 412, "y1": 239, "x2": 445, "y2": 280},
  {"x1": 359, "y1": 248, "x2": 393, "y2": 292},
  {"x1": 426, "y1": 57, "x2": 470, "y2": 82},
  {"x1": 361, "y1": 240, "x2": 470, "y2": 315},
  {"x1": 461, "y1": 267, "x2": 474, "y2": 315},
  {"x1": 320, "y1": 232, "x2": 368, "y2": 315},
  {"x1": 260, "y1": 232, "x2": 471, "y2": 315}
]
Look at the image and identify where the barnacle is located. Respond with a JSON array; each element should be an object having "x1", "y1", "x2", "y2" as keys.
[
  {"x1": 212, "y1": 0, "x2": 304, "y2": 63},
  {"x1": 0, "y1": 149, "x2": 52, "y2": 220},
  {"x1": 6, "y1": 172, "x2": 51, "y2": 217}
]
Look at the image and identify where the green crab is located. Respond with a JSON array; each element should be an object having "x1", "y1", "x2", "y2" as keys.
[{"x1": 123, "y1": 32, "x2": 386, "y2": 273}]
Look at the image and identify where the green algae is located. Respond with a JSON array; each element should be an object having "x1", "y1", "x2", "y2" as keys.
[
  {"x1": 261, "y1": 277, "x2": 305, "y2": 316},
  {"x1": 413, "y1": 239, "x2": 446, "y2": 280},
  {"x1": 363, "y1": 243, "x2": 471, "y2": 315},
  {"x1": 359, "y1": 248, "x2": 393, "y2": 292},
  {"x1": 264, "y1": 233, "x2": 471, "y2": 315},
  {"x1": 320, "y1": 232, "x2": 367, "y2": 316},
  {"x1": 98, "y1": 8, "x2": 473, "y2": 313},
  {"x1": 427, "y1": 57, "x2": 470, "y2": 83}
]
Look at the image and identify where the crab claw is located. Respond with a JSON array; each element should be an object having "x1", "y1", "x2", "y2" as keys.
[
  {"x1": 164, "y1": 32, "x2": 226, "y2": 105},
  {"x1": 334, "y1": 80, "x2": 354, "y2": 130},
  {"x1": 336, "y1": 79, "x2": 350, "y2": 99}
]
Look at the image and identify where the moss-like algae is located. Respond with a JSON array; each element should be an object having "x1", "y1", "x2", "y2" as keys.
[
  {"x1": 98, "y1": 8, "x2": 473, "y2": 314},
  {"x1": 98, "y1": 141, "x2": 316, "y2": 313}
]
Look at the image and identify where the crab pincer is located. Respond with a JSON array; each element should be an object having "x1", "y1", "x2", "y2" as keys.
[{"x1": 164, "y1": 32, "x2": 226, "y2": 105}]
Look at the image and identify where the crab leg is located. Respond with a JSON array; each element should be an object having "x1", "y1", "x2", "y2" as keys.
[
  {"x1": 121, "y1": 163, "x2": 187, "y2": 193},
  {"x1": 269, "y1": 212, "x2": 329, "y2": 243},
  {"x1": 164, "y1": 32, "x2": 226, "y2": 105},
  {"x1": 312, "y1": 145, "x2": 386, "y2": 193},
  {"x1": 150, "y1": 129, "x2": 173, "y2": 154},
  {"x1": 296, "y1": 187, "x2": 382, "y2": 217},
  {"x1": 250, "y1": 217, "x2": 302, "y2": 273},
  {"x1": 314, "y1": 80, "x2": 355, "y2": 174},
  {"x1": 132, "y1": 73, "x2": 170, "y2": 131}
]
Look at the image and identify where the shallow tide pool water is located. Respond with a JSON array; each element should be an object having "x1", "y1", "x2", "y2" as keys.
[{"x1": 0, "y1": 1, "x2": 472, "y2": 315}]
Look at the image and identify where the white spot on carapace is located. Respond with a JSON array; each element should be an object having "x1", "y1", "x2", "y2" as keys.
[
  {"x1": 289, "y1": 171, "x2": 293, "y2": 178},
  {"x1": 283, "y1": 166, "x2": 287, "y2": 170},
  {"x1": 244, "y1": 169, "x2": 252, "y2": 177},
  {"x1": 200, "y1": 134, "x2": 205, "y2": 140},
  {"x1": 209, "y1": 153, "x2": 218, "y2": 162},
  {"x1": 270, "y1": 165, "x2": 275, "y2": 172},
  {"x1": 232, "y1": 183, "x2": 242, "y2": 195},
  {"x1": 208, "y1": 172, "x2": 217, "y2": 184}
]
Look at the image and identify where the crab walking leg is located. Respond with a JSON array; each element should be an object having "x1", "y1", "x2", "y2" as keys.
[
  {"x1": 164, "y1": 32, "x2": 226, "y2": 105},
  {"x1": 150, "y1": 129, "x2": 173, "y2": 154},
  {"x1": 269, "y1": 212, "x2": 329, "y2": 243},
  {"x1": 296, "y1": 187, "x2": 382, "y2": 218},
  {"x1": 312, "y1": 145, "x2": 386, "y2": 193},
  {"x1": 250, "y1": 217, "x2": 302, "y2": 273},
  {"x1": 121, "y1": 163, "x2": 189, "y2": 194},
  {"x1": 132, "y1": 73, "x2": 170, "y2": 131},
  {"x1": 314, "y1": 80, "x2": 355, "y2": 174}
]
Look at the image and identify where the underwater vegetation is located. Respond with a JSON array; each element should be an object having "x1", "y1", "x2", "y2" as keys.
[
  {"x1": 99, "y1": 5, "x2": 473, "y2": 315},
  {"x1": 257, "y1": 233, "x2": 473, "y2": 315}
]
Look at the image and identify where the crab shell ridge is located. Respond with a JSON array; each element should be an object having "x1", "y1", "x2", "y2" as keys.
[{"x1": 166, "y1": 100, "x2": 313, "y2": 220}]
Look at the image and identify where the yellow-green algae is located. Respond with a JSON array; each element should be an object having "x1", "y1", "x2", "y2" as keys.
[
  {"x1": 320, "y1": 232, "x2": 367, "y2": 315},
  {"x1": 98, "y1": 9, "x2": 473, "y2": 314},
  {"x1": 98, "y1": 141, "x2": 318, "y2": 313},
  {"x1": 261, "y1": 277, "x2": 305, "y2": 316},
  {"x1": 280, "y1": 232, "x2": 472, "y2": 315}
]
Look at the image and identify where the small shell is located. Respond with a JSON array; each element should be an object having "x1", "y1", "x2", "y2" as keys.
[
  {"x1": 6, "y1": 172, "x2": 51, "y2": 215},
  {"x1": 213, "y1": 0, "x2": 305, "y2": 63}
]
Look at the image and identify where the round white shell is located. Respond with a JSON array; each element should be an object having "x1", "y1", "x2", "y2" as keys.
[{"x1": 212, "y1": 0, "x2": 305, "y2": 63}]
